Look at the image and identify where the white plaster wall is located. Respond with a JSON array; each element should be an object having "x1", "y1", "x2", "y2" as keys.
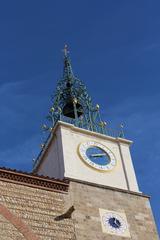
[
  {"x1": 118, "y1": 142, "x2": 139, "y2": 191},
  {"x1": 36, "y1": 128, "x2": 64, "y2": 179},
  {"x1": 60, "y1": 125, "x2": 136, "y2": 191},
  {"x1": 35, "y1": 122, "x2": 139, "y2": 192}
]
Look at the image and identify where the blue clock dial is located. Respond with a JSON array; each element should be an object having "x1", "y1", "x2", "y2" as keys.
[
  {"x1": 101, "y1": 211, "x2": 128, "y2": 235},
  {"x1": 108, "y1": 217, "x2": 121, "y2": 229},
  {"x1": 86, "y1": 147, "x2": 110, "y2": 166},
  {"x1": 79, "y1": 141, "x2": 116, "y2": 171}
]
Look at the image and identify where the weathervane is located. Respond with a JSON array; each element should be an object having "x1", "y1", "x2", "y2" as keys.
[{"x1": 63, "y1": 44, "x2": 69, "y2": 57}]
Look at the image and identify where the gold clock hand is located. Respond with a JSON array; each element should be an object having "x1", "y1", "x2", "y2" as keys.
[{"x1": 90, "y1": 153, "x2": 106, "y2": 157}]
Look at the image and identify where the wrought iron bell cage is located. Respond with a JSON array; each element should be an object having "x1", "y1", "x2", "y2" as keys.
[{"x1": 42, "y1": 45, "x2": 124, "y2": 138}]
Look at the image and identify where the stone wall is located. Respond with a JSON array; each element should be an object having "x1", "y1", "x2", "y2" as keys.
[
  {"x1": 68, "y1": 180, "x2": 159, "y2": 240},
  {"x1": 0, "y1": 180, "x2": 75, "y2": 240},
  {"x1": 0, "y1": 177, "x2": 158, "y2": 240}
]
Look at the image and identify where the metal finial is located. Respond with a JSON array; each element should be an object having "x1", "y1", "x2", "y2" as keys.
[
  {"x1": 63, "y1": 44, "x2": 69, "y2": 57},
  {"x1": 42, "y1": 124, "x2": 47, "y2": 130},
  {"x1": 49, "y1": 127, "x2": 53, "y2": 132},
  {"x1": 120, "y1": 123, "x2": 124, "y2": 128},
  {"x1": 40, "y1": 143, "x2": 45, "y2": 149},
  {"x1": 103, "y1": 121, "x2": 107, "y2": 126},
  {"x1": 119, "y1": 123, "x2": 125, "y2": 138},
  {"x1": 96, "y1": 104, "x2": 100, "y2": 110},
  {"x1": 50, "y1": 107, "x2": 55, "y2": 113}
]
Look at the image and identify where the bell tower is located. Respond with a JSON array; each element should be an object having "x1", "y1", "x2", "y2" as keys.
[
  {"x1": 33, "y1": 45, "x2": 139, "y2": 192},
  {"x1": 32, "y1": 46, "x2": 159, "y2": 239}
]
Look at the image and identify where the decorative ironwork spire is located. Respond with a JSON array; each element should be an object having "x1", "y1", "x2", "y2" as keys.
[
  {"x1": 62, "y1": 44, "x2": 74, "y2": 83},
  {"x1": 42, "y1": 45, "x2": 124, "y2": 138}
]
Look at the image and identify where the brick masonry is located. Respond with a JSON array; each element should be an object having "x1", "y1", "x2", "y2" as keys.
[
  {"x1": 0, "y1": 180, "x2": 75, "y2": 240},
  {"x1": 0, "y1": 203, "x2": 40, "y2": 240}
]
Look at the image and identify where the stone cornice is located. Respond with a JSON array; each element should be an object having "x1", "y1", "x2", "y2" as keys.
[
  {"x1": 56, "y1": 121, "x2": 133, "y2": 145},
  {"x1": 68, "y1": 177, "x2": 150, "y2": 199}
]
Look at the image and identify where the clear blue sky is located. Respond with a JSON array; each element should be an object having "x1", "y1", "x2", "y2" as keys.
[{"x1": 0, "y1": 0, "x2": 159, "y2": 234}]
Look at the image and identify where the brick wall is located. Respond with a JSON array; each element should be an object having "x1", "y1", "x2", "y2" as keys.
[{"x1": 0, "y1": 180, "x2": 75, "y2": 240}]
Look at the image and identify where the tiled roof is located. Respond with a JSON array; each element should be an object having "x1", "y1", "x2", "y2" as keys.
[{"x1": 0, "y1": 167, "x2": 69, "y2": 193}]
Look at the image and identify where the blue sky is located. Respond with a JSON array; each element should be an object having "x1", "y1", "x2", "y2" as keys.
[{"x1": 0, "y1": 0, "x2": 159, "y2": 234}]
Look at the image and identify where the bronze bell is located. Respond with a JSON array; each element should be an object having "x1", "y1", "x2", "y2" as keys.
[{"x1": 62, "y1": 98, "x2": 83, "y2": 119}]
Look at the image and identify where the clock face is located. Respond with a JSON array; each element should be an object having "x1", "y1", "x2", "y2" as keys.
[
  {"x1": 102, "y1": 212, "x2": 127, "y2": 234},
  {"x1": 79, "y1": 141, "x2": 116, "y2": 171},
  {"x1": 99, "y1": 209, "x2": 130, "y2": 237}
]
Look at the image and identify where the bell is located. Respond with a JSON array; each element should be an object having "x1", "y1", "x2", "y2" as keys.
[{"x1": 63, "y1": 98, "x2": 83, "y2": 118}]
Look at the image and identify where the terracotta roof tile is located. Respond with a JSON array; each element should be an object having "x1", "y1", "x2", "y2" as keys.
[{"x1": 0, "y1": 167, "x2": 69, "y2": 193}]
